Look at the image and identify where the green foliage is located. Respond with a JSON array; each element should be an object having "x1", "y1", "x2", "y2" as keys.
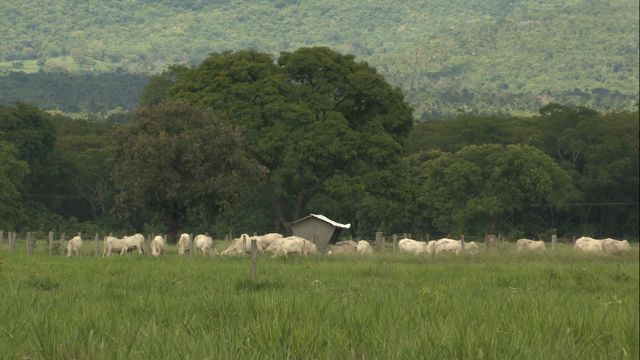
[
  {"x1": 417, "y1": 144, "x2": 576, "y2": 234},
  {"x1": 408, "y1": 109, "x2": 639, "y2": 237},
  {"x1": 161, "y1": 47, "x2": 413, "y2": 231},
  {"x1": 0, "y1": 72, "x2": 148, "y2": 113},
  {"x1": 0, "y1": 0, "x2": 637, "y2": 117},
  {"x1": 113, "y1": 100, "x2": 261, "y2": 238},
  {"x1": 0, "y1": 141, "x2": 29, "y2": 228}
]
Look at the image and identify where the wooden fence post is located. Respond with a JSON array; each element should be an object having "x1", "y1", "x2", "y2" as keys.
[
  {"x1": 95, "y1": 233, "x2": 100, "y2": 256},
  {"x1": 26, "y1": 232, "x2": 32, "y2": 256},
  {"x1": 9, "y1": 232, "x2": 16, "y2": 253},
  {"x1": 402, "y1": 232, "x2": 408, "y2": 239},
  {"x1": 392, "y1": 234, "x2": 398, "y2": 252},
  {"x1": 189, "y1": 234, "x2": 194, "y2": 256},
  {"x1": 460, "y1": 234, "x2": 465, "y2": 250},
  {"x1": 427, "y1": 233, "x2": 430, "y2": 241},
  {"x1": 48, "y1": 231, "x2": 54, "y2": 256},
  {"x1": 375, "y1": 232, "x2": 384, "y2": 252},
  {"x1": 0, "y1": 230, "x2": 3, "y2": 253},
  {"x1": 551, "y1": 234, "x2": 557, "y2": 250},
  {"x1": 487, "y1": 234, "x2": 498, "y2": 251},
  {"x1": 60, "y1": 233, "x2": 66, "y2": 256},
  {"x1": 250, "y1": 239, "x2": 258, "y2": 281}
]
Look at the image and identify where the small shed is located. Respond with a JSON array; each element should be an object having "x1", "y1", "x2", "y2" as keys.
[{"x1": 291, "y1": 214, "x2": 351, "y2": 253}]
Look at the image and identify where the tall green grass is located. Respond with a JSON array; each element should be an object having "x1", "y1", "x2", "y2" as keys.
[{"x1": 0, "y1": 244, "x2": 637, "y2": 359}]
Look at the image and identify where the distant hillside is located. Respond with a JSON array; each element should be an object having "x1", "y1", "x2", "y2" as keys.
[{"x1": 1, "y1": 0, "x2": 638, "y2": 117}]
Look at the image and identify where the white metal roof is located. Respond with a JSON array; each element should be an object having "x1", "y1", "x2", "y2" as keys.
[{"x1": 305, "y1": 214, "x2": 351, "y2": 229}]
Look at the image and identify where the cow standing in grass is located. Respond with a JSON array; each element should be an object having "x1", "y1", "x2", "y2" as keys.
[
  {"x1": 194, "y1": 234, "x2": 217, "y2": 256},
  {"x1": 103, "y1": 236, "x2": 128, "y2": 257},
  {"x1": 517, "y1": 239, "x2": 546, "y2": 254},
  {"x1": 221, "y1": 233, "x2": 283, "y2": 255},
  {"x1": 357, "y1": 240, "x2": 373, "y2": 255},
  {"x1": 327, "y1": 240, "x2": 358, "y2": 255},
  {"x1": 178, "y1": 233, "x2": 191, "y2": 255},
  {"x1": 123, "y1": 233, "x2": 145, "y2": 255},
  {"x1": 602, "y1": 238, "x2": 632, "y2": 253},
  {"x1": 267, "y1": 236, "x2": 317, "y2": 257},
  {"x1": 150, "y1": 235, "x2": 165, "y2": 256},
  {"x1": 66, "y1": 235, "x2": 83, "y2": 256},
  {"x1": 398, "y1": 238, "x2": 430, "y2": 255},
  {"x1": 575, "y1": 237, "x2": 604, "y2": 253}
]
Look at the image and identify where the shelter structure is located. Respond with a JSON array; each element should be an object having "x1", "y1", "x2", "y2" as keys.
[{"x1": 291, "y1": 214, "x2": 351, "y2": 253}]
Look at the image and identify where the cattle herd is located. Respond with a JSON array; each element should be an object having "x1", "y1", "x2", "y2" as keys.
[{"x1": 60, "y1": 232, "x2": 634, "y2": 257}]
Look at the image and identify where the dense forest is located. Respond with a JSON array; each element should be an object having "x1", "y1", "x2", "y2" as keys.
[
  {"x1": 0, "y1": 48, "x2": 638, "y2": 241},
  {"x1": 0, "y1": 72, "x2": 148, "y2": 114},
  {"x1": 0, "y1": 0, "x2": 638, "y2": 117}
]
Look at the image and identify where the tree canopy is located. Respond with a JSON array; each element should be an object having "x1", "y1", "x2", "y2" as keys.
[
  {"x1": 151, "y1": 47, "x2": 414, "y2": 232},
  {"x1": 113, "y1": 100, "x2": 260, "y2": 239},
  {"x1": 417, "y1": 144, "x2": 576, "y2": 234}
]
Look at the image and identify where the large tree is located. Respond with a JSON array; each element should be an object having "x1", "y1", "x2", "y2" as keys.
[
  {"x1": 113, "y1": 100, "x2": 260, "y2": 240},
  {"x1": 417, "y1": 144, "x2": 576, "y2": 235},
  {"x1": 147, "y1": 47, "x2": 414, "y2": 232}
]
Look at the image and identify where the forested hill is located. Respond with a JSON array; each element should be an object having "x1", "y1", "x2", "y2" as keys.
[{"x1": 1, "y1": 0, "x2": 638, "y2": 118}]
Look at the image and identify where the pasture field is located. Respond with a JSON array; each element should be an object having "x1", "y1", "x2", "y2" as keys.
[{"x1": 0, "y1": 242, "x2": 638, "y2": 359}]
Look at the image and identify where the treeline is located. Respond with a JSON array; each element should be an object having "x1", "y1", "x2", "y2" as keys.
[
  {"x1": 1, "y1": 71, "x2": 637, "y2": 118},
  {"x1": 0, "y1": 72, "x2": 148, "y2": 113},
  {"x1": 1, "y1": 0, "x2": 638, "y2": 117},
  {"x1": 1, "y1": 102, "x2": 637, "y2": 240}
]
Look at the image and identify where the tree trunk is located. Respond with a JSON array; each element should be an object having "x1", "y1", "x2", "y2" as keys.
[{"x1": 167, "y1": 220, "x2": 179, "y2": 244}]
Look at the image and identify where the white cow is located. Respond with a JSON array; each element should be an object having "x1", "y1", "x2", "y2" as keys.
[
  {"x1": 434, "y1": 238, "x2": 462, "y2": 255},
  {"x1": 602, "y1": 238, "x2": 632, "y2": 253},
  {"x1": 66, "y1": 235, "x2": 83, "y2": 257},
  {"x1": 221, "y1": 233, "x2": 283, "y2": 256},
  {"x1": 122, "y1": 233, "x2": 145, "y2": 255},
  {"x1": 327, "y1": 240, "x2": 358, "y2": 255},
  {"x1": 516, "y1": 238, "x2": 546, "y2": 254},
  {"x1": 150, "y1": 235, "x2": 165, "y2": 256},
  {"x1": 103, "y1": 236, "x2": 128, "y2": 257},
  {"x1": 194, "y1": 234, "x2": 217, "y2": 256},
  {"x1": 178, "y1": 233, "x2": 191, "y2": 255},
  {"x1": 463, "y1": 241, "x2": 479, "y2": 254},
  {"x1": 356, "y1": 240, "x2": 373, "y2": 255},
  {"x1": 398, "y1": 238, "x2": 430, "y2": 255},
  {"x1": 575, "y1": 237, "x2": 604, "y2": 253},
  {"x1": 268, "y1": 236, "x2": 317, "y2": 257}
]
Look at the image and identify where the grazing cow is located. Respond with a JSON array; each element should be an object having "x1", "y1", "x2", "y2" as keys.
[
  {"x1": 602, "y1": 238, "x2": 632, "y2": 253},
  {"x1": 398, "y1": 238, "x2": 430, "y2": 255},
  {"x1": 122, "y1": 233, "x2": 145, "y2": 255},
  {"x1": 267, "y1": 236, "x2": 317, "y2": 257},
  {"x1": 434, "y1": 238, "x2": 462, "y2": 255},
  {"x1": 103, "y1": 236, "x2": 128, "y2": 257},
  {"x1": 327, "y1": 240, "x2": 358, "y2": 255},
  {"x1": 463, "y1": 241, "x2": 479, "y2": 254},
  {"x1": 575, "y1": 237, "x2": 604, "y2": 253},
  {"x1": 178, "y1": 233, "x2": 191, "y2": 255},
  {"x1": 150, "y1": 235, "x2": 165, "y2": 256},
  {"x1": 194, "y1": 234, "x2": 217, "y2": 256},
  {"x1": 221, "y1": 233, "x2": 284, "y2": 256},
  {"x1": 516, "y1": 238, "x2": 546, "y2": 254},
  {"x1": 66, "y1": 235, "x2": 83, "y2": 257},
  {"x1": 357, "y1": 240, "x2": 373, "y2": 255}
]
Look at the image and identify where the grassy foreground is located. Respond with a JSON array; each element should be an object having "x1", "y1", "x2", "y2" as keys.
[{"x1": 0, "y1": 245, "x2": 638, "y2": 359}]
